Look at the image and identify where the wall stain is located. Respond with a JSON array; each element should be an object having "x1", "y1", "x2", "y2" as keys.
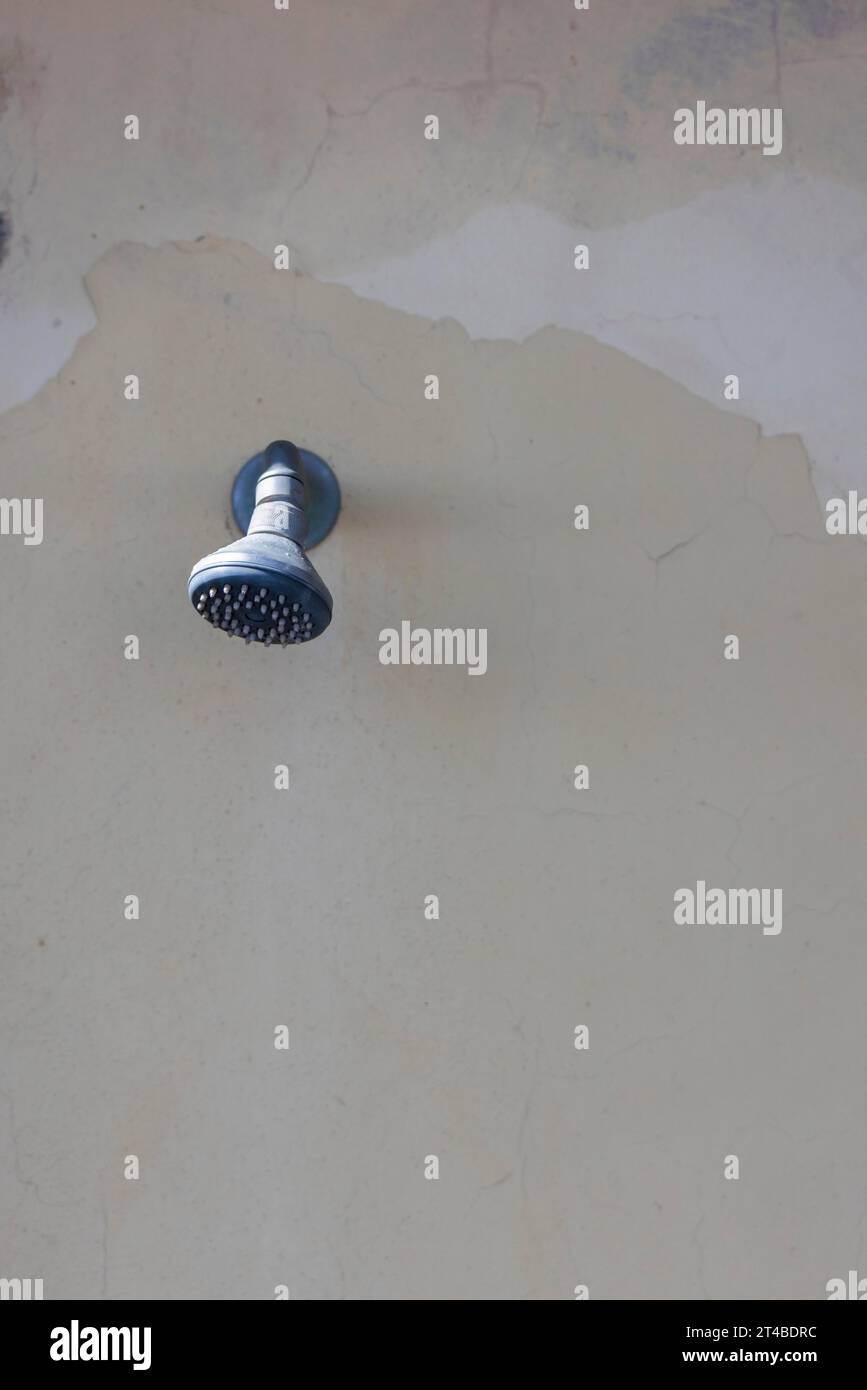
[
  {"x1": 788, "y1": 0, "x2": 867, "y2": 40},
  {"x1": 625, "y1": 2, "x2": 771, "y2": 104},
  {"x1": 625, "y1": 0, "x2": 867, "y2": 106}
]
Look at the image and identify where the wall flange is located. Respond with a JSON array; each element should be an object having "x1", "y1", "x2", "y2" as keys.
[{"x1": 231, "y1": 445, "x2": 341, "y2": 548}]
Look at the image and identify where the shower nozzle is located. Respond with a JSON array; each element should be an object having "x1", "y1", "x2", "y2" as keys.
[{"x1": 188, "y1": 440, "x2": 339, "y2": 647}]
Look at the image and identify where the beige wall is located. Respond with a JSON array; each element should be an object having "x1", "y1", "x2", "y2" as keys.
[{"x1": 1, "y1": 1, "x2": 867, "y2": 1299}]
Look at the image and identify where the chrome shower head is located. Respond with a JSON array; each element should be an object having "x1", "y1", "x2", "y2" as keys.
[{"x1": 188, "y1": 440, "x2": 338, "y2": 646}]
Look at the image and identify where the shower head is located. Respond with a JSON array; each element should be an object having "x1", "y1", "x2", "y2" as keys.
[{"x1": 188, "y1": 440, "x2": 339, "y2": 646}]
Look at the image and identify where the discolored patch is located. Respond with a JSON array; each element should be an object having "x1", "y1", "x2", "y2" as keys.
[
  {"x1": 789, "y1": 0, "x2": 867, "y2": 40},
  {"x1": 624, "y1": 1, "x2": 771, "y2": 104}
]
